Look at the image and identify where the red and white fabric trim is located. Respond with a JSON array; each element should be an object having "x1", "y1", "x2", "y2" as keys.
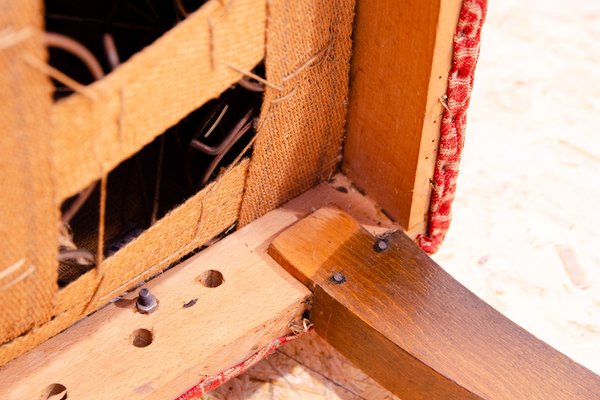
[
  {"x1": 418, "y1": 0, "x2": 488, "y2": 254},
  {"x1": 175, "y1": 330, "x2": 309, "y2": 399}
]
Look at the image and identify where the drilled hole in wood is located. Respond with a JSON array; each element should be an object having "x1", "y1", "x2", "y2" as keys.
[
  {"x1": 41, "y1": 383, "x2": 67, "y2": 400},
  {"x1": 198, "y1": 270, "x2": 224, "y2": 288},
  {"x1": 130, "y1": 328, "x2": 153, "y2": 348}
]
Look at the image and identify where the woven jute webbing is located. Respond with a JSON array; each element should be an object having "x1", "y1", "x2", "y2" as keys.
[
  {"x1": 0, "y1": 0, "x2": 356, "y2": 364},
  {"x1": 0, "y1": 0, "x2": 264, "y2": 366},
  {"x1": 52, "y1": 0, "x2": 265, "y2": 200},
  {"x1": 238, "y1": 0, "x2": 356, "y2": 225},
  {"x1": 0, "y1": 0, "x2": 57, "y2": 344},
  {"x1": 0, "y1": 160, "x2": 249, "y2": 365}
]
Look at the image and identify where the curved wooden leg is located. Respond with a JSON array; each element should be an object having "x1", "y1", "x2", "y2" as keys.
[{"x1": 269, "y1": 207, "x2": 600, "y2": 400}]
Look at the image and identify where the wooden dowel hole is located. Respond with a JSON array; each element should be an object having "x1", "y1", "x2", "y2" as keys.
[
  {"x1": 41, "y1": 383, "x2": 67, "y2": 400},
  {"x1": 130, "y1": 328, "x2": 153, "y2": 348},
  {"x1": 198, "y1": 270, "x2": 224, "y2": 288}
]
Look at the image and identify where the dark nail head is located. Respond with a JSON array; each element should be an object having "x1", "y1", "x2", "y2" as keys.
[
  {"x1": 374, "y1": 239, "x2": 388, "y2": 252},
  {"x1": 138, "y1": 288, "x2": 153, "y2": 307},
  {"x1": 331, "y1": 272, "x2": 346, "y2": 284},
  {"x1": 136, "y1": 288, "x2": 157, "y2": 313}
]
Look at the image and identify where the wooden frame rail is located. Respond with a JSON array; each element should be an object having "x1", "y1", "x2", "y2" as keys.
[
  {"x1": 269, "y1": 207, "x2": 600, "y2": 400},
  {"x1": 3, "y1": 178, "x2": 599, "y2": 399},
  {"x1": 344, "y1": 0, "x2": 463, "y2": 235},
  {"x1": 0, "y1": 210, "x2": 309, "y2": 400},
  {"x1": 0, "y1": 175, "x2": 387, "y2": 399}
]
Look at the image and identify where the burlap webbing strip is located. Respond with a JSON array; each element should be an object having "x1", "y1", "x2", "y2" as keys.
[
  {"x1": 0, "y1": 299, "x2": 88, "y2": 370},
  {"x1": 0, "y1": 160, "x2": 249, "y2": 365},
  {"x1": 0, "y1": 1, "x2": 57, "y2": 344},
  {"x1": 1, "y1": 0, "x2": 359, "y2": 367},
  {"x1": 91, "y1": 159, "x2": 249, "y2": 307},
  {"x1": 52, "y1": 0, "x2": 266, "y2": 201},
  {"x1": 0, "y1": 0, "x2": 260, "y2": 366},
  {"x1": 238, "y1": 0, "x2": 355, "y2": 226}
]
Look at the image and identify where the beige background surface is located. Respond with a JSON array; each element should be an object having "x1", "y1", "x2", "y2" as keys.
[
  {"x1": 207, "y1": 1, "x2": 600, "y2": 398},
  {"x1": 434, "y1": 0, "x2": 600, "y2": 375}
]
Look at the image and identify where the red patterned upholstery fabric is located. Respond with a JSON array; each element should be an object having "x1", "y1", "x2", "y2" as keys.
[
  {"x1": 418, "y1": 0, "x2": 488, "y2": 254},
  {"x1": 175, "y1": 331, "x2": 308, "y2": 399}
]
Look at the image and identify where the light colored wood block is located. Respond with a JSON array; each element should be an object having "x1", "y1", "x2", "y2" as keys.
[
  {"x1": 344, "y1": 0, "x2": 463, "y2": 234},
  {"x1": 0, "y1": 220, "x2": 309, "y2": 400}
]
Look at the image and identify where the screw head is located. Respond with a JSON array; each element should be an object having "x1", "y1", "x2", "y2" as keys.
[
  {"x1": 374, "y1": 239, "x2": 388, "y2": 252},
  {"x1": 331, "y1": 272, "x2": 346, "y2": 284},
  {"x1": 136, "y1": 288, "x2": 158, "y2": 314}
]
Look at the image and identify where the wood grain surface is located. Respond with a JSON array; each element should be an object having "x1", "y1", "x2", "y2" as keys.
[
  {"x1": 0, "y1": 219, "x2": 310, "y2": 400},
  {"x1": 344, "y1": 0, "x2": 462, "y2": 234},
  {"x1": 0, "y1": 174, "x2": 393, "y2": 400},
  {"x1": 269, "y1": 207, "x2": 600, "y2": 399}
]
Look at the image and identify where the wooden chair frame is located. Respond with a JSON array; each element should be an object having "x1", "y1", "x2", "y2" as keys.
[{"x1": 2, "y1": 1, "x2": 599, "y2": 399}]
